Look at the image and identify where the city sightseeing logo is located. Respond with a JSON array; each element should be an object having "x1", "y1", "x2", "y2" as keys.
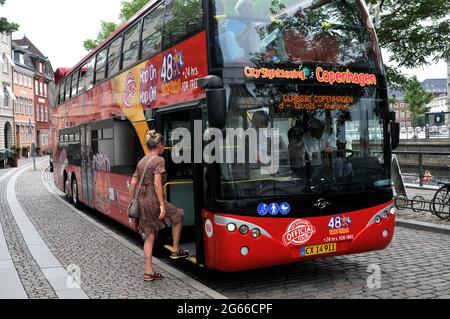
[
  {"x1": 282, "y1": 219, "x2": 316, "y2": 247},
  {"x1": 122, "y1": 72, "x2": 137, "y2": 108}
]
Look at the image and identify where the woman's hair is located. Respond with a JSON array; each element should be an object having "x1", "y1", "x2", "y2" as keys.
[{"x1": 145, "y1": 130, "x2": 165, "y2": 149}]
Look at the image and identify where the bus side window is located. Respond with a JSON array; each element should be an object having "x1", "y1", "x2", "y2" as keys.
[
  {"x1": 64, "y1": 77, "x2": 71, "y2": 101},
  {"x1": 163, "y1": 0, "x2": 204, "y2": 49},
  {"x1": 107, "y1": 36, "x2": 123, "y2": 78},
  {"x1": 78, "y1": 67, "x2": 87, "y2": 94},
  {"x1": 122, "y1": 21, "x2": 141, "y2": 69},
  {"x1": 59, "y1": 81, "x2": 65, "y2": 104},
  {"x1": 71, "y1": 71, "x2": 79, "y2": 98},
  {"x1": 95, "y1": 48, "x2": 108, "y2": 84},
  {"x1": 85, "y1": 57, "x2": 95, "y2": 91},
  {"x1": 141, "y1": 4, "x2": 164, "y2": 59}
]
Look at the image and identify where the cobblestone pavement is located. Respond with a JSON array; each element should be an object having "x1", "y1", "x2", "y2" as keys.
[
  {"x1": 3, "y1": 159, "x2": 450, "y2": 299},
  {"x1": 397, "y1": 187, "x2": 450, "y2": 226},
  {"x1": 1, "y1": 160, "x2": 216, "y2": 299}
]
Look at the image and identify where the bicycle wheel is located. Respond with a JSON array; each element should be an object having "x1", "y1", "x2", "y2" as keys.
[
  {"x1": 412, "y1": 195, "x2": 425, "y2": 213},
  {"x1": 432, "y1": 186, "x2": 450, "y2": 220},
  {"x1": 395, "y1": 195, "x2": 409, "y2": 210}
]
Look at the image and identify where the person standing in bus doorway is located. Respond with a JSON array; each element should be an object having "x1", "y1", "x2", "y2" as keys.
[{"x1": 130, "y1": 131, "x2": 189, "y2": 282}]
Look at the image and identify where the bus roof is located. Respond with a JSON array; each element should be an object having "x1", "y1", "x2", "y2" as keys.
[{"x1": 56, "y1": 0, "x2": 158, "y2": 84}]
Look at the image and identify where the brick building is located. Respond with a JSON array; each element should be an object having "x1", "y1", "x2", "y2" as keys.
[{"x1": 13, "y1": 36, "x2": 53, "y2": 155}]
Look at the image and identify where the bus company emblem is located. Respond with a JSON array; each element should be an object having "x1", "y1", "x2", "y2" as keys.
[
  {"x1": 122, "y1": 72, "x2": 137, "y2": 108},
  {"x1": 282, "y1": 219, "x2": 316, "y2": 247},
  {"x1": 313, "y1": 198, "x2": 331, "y2": 210}
]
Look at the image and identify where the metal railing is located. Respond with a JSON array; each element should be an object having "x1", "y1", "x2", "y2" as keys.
[{"x1": 393, "y1": 151, "x2": 450, "y2": 187}]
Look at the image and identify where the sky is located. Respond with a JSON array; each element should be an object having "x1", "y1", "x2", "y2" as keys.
[{"x1": 1, "y1": 0, "x2": 448, "y2": 81}]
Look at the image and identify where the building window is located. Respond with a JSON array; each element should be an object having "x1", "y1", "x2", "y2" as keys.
[
  {"x1": 44, "y1": 83, "x2": 48, "y2": 98},
  {"x1": 14, "y1": 71, "x2": 18, "y2": 84},
  {"x1": 2, "y1": 54, "x2": 9, "y2": 73},
  {"x1": 45, "y1": 107, "x2": 48, "y2": 122},
  {"x1": 35, "y1": 80, "x2": 39, "y2": 95}
]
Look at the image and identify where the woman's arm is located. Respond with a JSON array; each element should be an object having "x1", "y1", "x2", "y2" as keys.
[
  {"x1": 154, "y1": 173, "x2": 166, "y2": 220},
  {"x1": 129, "y1": 173, "x2": 139, "y2": 199}
]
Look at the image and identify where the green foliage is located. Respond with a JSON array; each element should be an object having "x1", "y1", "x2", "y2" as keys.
[
  {"x1": 0, "y1": 0, "x2": 19, "y2": 34},
  {"x1": 83, "y1": 21, "x2": 119, "y2": 51},
  {"x1": 403, "y1": 76, "x2": 433, "y2": 127},
  {"x1": 120, "y1": 0, "x2": 151, "y2": 22},
  {"x1": 366, "y1": 0, "x2": 450, "y2": 87},
  {"x1": 84, "y1": 0, "x2": 150, "y2": 51}
]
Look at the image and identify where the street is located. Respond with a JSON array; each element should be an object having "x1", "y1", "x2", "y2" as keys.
[{"x1": 1, "y1": 158, "x2": 449, "y2": 299}]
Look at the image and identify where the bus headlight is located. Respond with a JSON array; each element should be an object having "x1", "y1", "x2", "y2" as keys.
[
  {"x1": 252, "y1": 229, "x2": 261, "y2": 238},
  {"x1": 390, "y1": 207, "x2": 397, "y2": 215},
  {"x1": 227, "y1": 223, "x2": 237, "y2": 233},
  {"x1": 240, "y1": 225, "x2": 250, "y2": 235},
  {"x1": 375, "y1": 216, "x2": 382, "y2": 224},
  {"x1": 382, "y1": 211, "x2": 389, "y2": 220},
  {"x1": 383, "y1": 229, "x2": 389, "y2": 238}
]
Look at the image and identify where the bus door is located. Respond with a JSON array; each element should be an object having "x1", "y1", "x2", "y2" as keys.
[
  {"x1": 156, "y1": 107, "x2": 204, "y2": 265},
  {"x1": 80, "y1": 124, "x2": 94, "y2": 206}
]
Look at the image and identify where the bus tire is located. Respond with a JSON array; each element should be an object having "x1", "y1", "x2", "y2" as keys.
[
  {"x1": 72, "y1": 177, "x2": 81, "y2": 209},
  {"x1": 64, "y1": 173, "x2": 71, "y2": 202}
]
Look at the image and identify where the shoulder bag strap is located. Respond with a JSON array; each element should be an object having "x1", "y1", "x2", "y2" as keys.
[{"x1": 134, "y1": 155, "x2": 156, "y2": 200}]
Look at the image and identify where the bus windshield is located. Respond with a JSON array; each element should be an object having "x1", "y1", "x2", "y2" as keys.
[
  {"x1": 219, "y1": 84, "x2": 390, "y2": 200},
  {"x1": 212, "y1": 0, "x2": 378, "y2": 69}
]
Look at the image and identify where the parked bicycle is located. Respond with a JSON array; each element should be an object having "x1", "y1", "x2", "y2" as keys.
[{"x1": 432, "y1": 182, "x2": 450, "y2": 220}]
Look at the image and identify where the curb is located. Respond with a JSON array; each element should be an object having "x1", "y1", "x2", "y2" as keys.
[
  {"x1": 396, "y1": 218, "x2": 450, "y2": 236},
  {"x1": 40, "y1": 165, "x2": 228, "y2": 300}
]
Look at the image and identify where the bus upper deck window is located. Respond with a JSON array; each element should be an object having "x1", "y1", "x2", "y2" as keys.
[
  {"x1": 123, "y1": 22, "x2": 141, "y2": 69},
  {"x1": 107, "y1": 36, "x2": 123, "y2": 77},
  {"x1": 95, "y1": 49, "x2": 107, "y2": 84},
  {"x1": 141, "y1": 5, "x2": 164, "y2": 58}
]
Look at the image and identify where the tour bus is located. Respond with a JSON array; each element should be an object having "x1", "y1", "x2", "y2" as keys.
[{"x1": 52, "y1": 0, "x2": 400, "y2": 272}]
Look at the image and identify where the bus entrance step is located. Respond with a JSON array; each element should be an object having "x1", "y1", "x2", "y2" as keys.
[{"x1": 164, "y1": 244, "x2": 197, "y2": 265}]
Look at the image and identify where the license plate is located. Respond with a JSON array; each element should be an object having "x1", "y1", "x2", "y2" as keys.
[{"x1": 301, "y1": 243, "x2": 337, "y2": 257}]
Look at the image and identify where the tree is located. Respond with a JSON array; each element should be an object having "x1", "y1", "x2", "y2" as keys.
[
  {"x1": 403, "y1": 77, "x2": 433, "y2": 130},
  {"x1": 83, "y1": 0, "x2": 150, "y2": 51},
  {"x1": 0, "y1": 0, "x2": 19, "y2": 34},
  {"x1": 83, "y1": 21, "x2": 119, "y2": 51},
  {"x1": 120, "y1": 0, "x2": 150, "y2": 22},
  {"x1": 366, "y1": 0, "x2": 450, "y2": 87}
]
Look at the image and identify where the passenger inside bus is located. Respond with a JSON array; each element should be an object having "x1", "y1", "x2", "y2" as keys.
[
  {"x1": 288, "y1": 119, "x2": 306, "y2": 178},
  {"x1": 216, "y1": 0, "x2": 261, "y2": 63},
  {"x1": 303, "y1": 117, "x2": 336, "y2": 181}
]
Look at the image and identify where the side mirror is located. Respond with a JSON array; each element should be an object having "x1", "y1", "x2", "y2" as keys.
[
  {"x1": 198, "y1": 76, "x2": 227, "y2": 128},
  {"x1": 391, "y1": 122, "x2": 400, "y2": 150}
]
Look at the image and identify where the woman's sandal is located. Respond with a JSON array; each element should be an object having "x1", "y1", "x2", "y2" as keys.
[
  {"x1": 170, "y1": 248, "x2": 189, "y2": 260},
  {"x1": 144, "y1": 272, "x2": 164, "y2": 282}
]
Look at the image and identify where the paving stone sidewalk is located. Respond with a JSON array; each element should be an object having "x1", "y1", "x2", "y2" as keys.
[{"x1": 4, "y1": 161, "x2": 213, "y2": 299}]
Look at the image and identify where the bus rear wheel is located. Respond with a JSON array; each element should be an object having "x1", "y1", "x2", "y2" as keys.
[
  {"x1": 72, "y1": 178, "x2": 81, "y2": 209},
  {"x1": 64, "y1": 178, "x2": 71, "y2": 202}
]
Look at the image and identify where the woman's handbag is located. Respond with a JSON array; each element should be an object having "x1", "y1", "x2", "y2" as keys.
[{"x1": 128, "y1": 157, "x2": 154, "y2": 218}]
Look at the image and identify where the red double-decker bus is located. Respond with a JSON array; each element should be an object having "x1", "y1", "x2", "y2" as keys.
[{"x1": 52, "y1": 0, "x2": 399, "y2": 272}]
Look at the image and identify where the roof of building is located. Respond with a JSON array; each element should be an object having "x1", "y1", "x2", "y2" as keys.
[
  {"x1": 421, "y1": 79, "x2": 447, "y2": 93},
  {"x1": 12, "y1": 37, "x2": 54, "y2": 81},
  {"x1": 13, "y1": 36, "x2": 46, "y2": 59}
]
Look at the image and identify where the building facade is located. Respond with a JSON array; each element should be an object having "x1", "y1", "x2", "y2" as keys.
[
  {"x1": 0, "y1": 33, "x2": 16, "y2": 149},
  {"x1": 12, "y1": 42, "x2": 35, "y2": 157},
  {"x1": 389, "y1": 89, "x2": 412, "y2": 128},
  {"x1": 14, "y1": 37, "x2": 53, "y2": 155}
]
